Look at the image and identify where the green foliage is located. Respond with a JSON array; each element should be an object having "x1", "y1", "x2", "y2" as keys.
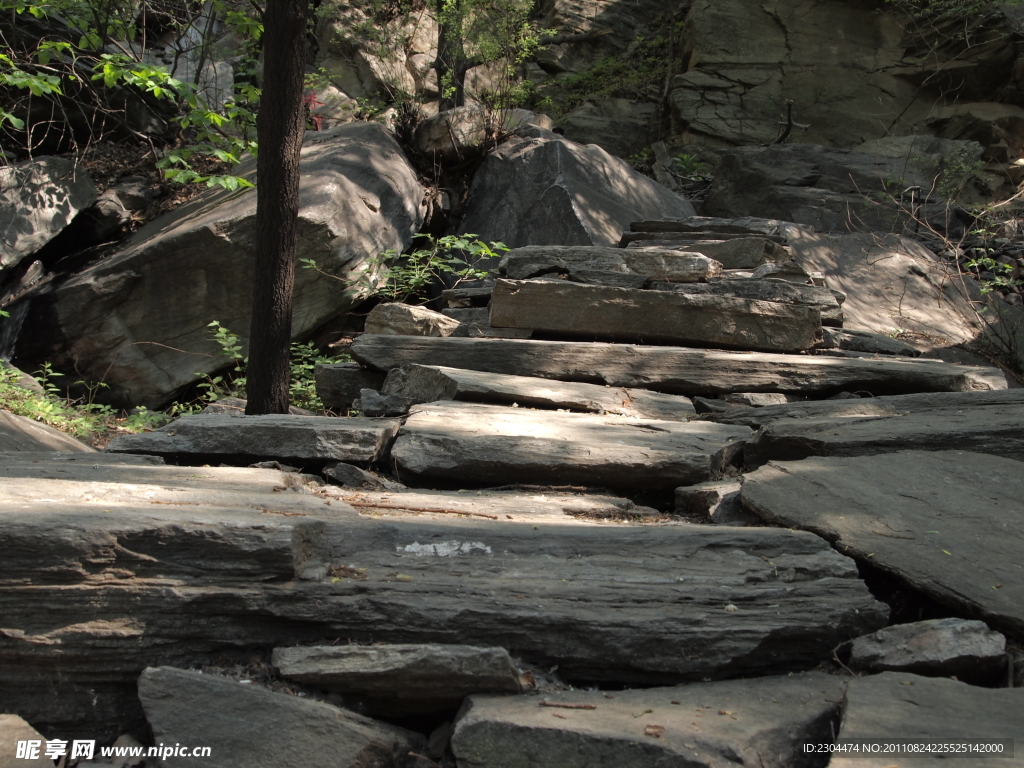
[
  {"x1": 674, "y1": 153, "x2": 709, "y2": 178},
  {"x1": 301, "y1": 234, "x2": 507, "y2": 304},
  {"x1": 936, "y1": 145, "x2": 985, "y2": 203}
]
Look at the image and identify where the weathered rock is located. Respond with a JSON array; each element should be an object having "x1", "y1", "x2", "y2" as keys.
[
  {"x1": 14, "y1": 123, "x2": 425, "y2": 408},
  {"x1": 458, "y1": 135, "x2": 695, "y2": 249},
  {"x1": 719, "y1": 392, "x2": 795, "y2": 407},
  {"x1": 741, "y1": 451, "x2": 1024, "y2": 635},
  {"x1": 105, "y1": 413, "x2": 400, "y2": 464},
  {"x1": 704, "y1": 144, "x2": 935, "y2": 233},
  {"x1": 414, "y1": 105, "x2": 551, "y2": 161},
  {"x1": 489, "y1": 279, "x2": 822, "y2": 353},
  {"x1": 0, "y1": 409, "x2": 96, "y2": 453},
  {"x1": 441, "y1": 285, "x2": 493, "y2": 308},
  {"x1": 349, "y1": 335, "x2": 1006, "y2": 395},
  {"x1": 558, "y1": 97, "x2": 660, "y2": 158},
  {"x1": 743, "y1": 403, "x2": 1024, "y2": 467},
  {"x1": 323, "y1": 462, "x2": 406, "y2": 490},
  {"x1": 441, "y1": 307, "x2": 533, "y2": 338},
  {"x1": 675, "y1": 480, "x2": 759, "y2": 526},
  {"x1": 0, "y1": 715, "x2": 53, "y2": 767},
  {"x1": 629, "y1": 217, "x2": 792, "y2": 236},
  {"x1": 821, "y1": 327, "x2": 922, "y2": 356},
  {"x1": 381, "y1": 364, "x2": 696, "y2": 420},
  {"x1": 392, "y1": 401, "x2": 750, "y2": 488},
  {"x1": 0, "y1": 360, "x2": 43, "y2": 393},
  {"x1": 648, "y1": 277, "x2": 844, "y2": 325},
  {"x1": 829, "y1": 673, "x2": 1024, "y2": 768},
  {"x1": 703, "y1": 388, "x2": 1024, "y2": 429},
  {"x1": 199, "y1": 396, "x2": 317, "y2": 416},
  {"x1": 845, "y1": 618, "x2": 1006, "y2": 682},
  {"x1": 624, "y1": 236, "x2": 792, "y2": 270},
  {"x1": 314, "y1": 362, "x2": 386, "y2": 412},
  {"x1": 0, "y1": 157, "x2": 97, "y2": 273},
  {"x1": 273, "y1": 644, "x2": 520, "y2": 713},
  {"x1": 499, "y1": 245, "x2": 722, "y2": 282},
  {"x1": 138, "y1": 667, "x2": 423, "y2": 768},
  {"x1": 452, "y1": 673, "x2": 847, "y2": 768},
  {"x1": 364, "y1": 302, "x2": 461, "y2": 337},
  {"x1": 0, "y1": 457, "x2": 886, "y2": 736},
  {"x1": 0, "y1": 450, "x2": 163, "y2": 465},
  {"x1": 351, "y1": 388, "x2": 413, "y2": 417}
]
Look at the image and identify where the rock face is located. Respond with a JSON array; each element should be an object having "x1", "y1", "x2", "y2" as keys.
[
  {"x1": 105, "y1": 413, "x2": 400, "y2": 464},
  {"x1": 499, "y1": 245, "x2": 722, "y2": 282},
  {"x1": 0, "y1": 714, "x2": 53, "y2": 768},
  {"x1": 845, "y1": 618, "x2": 1007, "y2": 682},
  {"x1": 741, "y1": 451, "x2": 1024, "y2": 635},
  {"x1": 452, "y1": 673, "x2": 847, "y2": 768},
  {"x1": 414, "y1": 106, "x2": 552, "y2": 161},
  {"x1": 704, "y1": 144, "x2": 933, "y2": 233},
  {"x1": 350, "y1": 335, "x2": 1005, "y2": 396},
  {"x1": 392, "y1": 401, "x2": 750, "y2": 488},
  {"x1": 380, "y1": 364, "x2": 696, "y2": 420},
  {"x1": 820, "y1": 327, "x2": 922, "y2": 356},
  {"x1": 458, "y1": 135, "x2": 695, "y2": 248},
  {"x1": 650, "y1": 277, "x2": 844, "y2": 325},
  {"x1": 0, "y1": 410, "x2": 96, "y2": 452},
  {"x1": 489, "y1": 279, "x2": 823, "y2": 352},
  {"x1": 273, "y1": 644, "x2": 520, "y2": 713},
  {"x1": 138, "y1": 667, "x2": 423, "y2": 768},
  {"x1": 14, "y1": 122, "x2": 425, "y2": 408},
  {"x1": 830, "y1": 673, "x2": 1024, "y2": 768},
  {"x1": 0, "y1": 157, "x2": 97, "y2": 273},
  {"x1": 364, "y1": 302, "x2": 461, "y2": 337}
]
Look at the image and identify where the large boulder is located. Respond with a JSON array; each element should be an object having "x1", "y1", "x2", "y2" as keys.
[
  {"x1": 14, "y1": 122, "x2": 425, "y2": 408},
  {"x1": 458, "y1": 135, "x2": 695, "y2": 248},
  {"x1": 0, "y1": 157, "x2": 97, "y2": 274}
]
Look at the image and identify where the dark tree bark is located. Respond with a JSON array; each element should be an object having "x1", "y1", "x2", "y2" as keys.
[
  {"x1": 245, "y1": 0, "x2": 308, "y2": 414},
  {"x1": 435, "y1": 0, "x2": 466, "y2": 111}
]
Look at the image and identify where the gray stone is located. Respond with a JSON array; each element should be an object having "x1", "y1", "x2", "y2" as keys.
[
  {"x1": 314, "y1": 362, "x2": 386, "y2": 412},
  {"x1": 648, "y1": 277, "x2": 844, "y2": 325},
  {"x1": 829, "y1": 673, "x2": 1024, "y2": 768},
  {"x1": 558, "y1": 98, "x2": 660, "y2": 158},
  {"x1": 414, "y1": 105, "x2": 550, "y2": 161},
  {"x1": 0, "y1": 157, "x2": 97, "y2": 273},
  {"x1": 489, "y1": 279, "x2": 822, "y2": 353},
  {"x1": 624, "y1": 236, "x2": 792, "y2": 270},
  {"x1": 0, "y1": 409, "x2": 96, "y2": 453},
  {"x1": 452, "y1": 673, "x2": 847, "y2": 768},
  {"x1": 349, "y1": 335, "x2": 1006, "y2": 396},
  {"x1": 821, "y1": 328, "x2": 923, "y2": 356},
  {"x1": 441, "y1": 307, "x2": 533, "y2": 339},
  {"x1": 392, "y1": 401, "x2": 750, "y2": 489},
  {"x1": 105, "y1": 413, "x2": 400, "y2": 464},
  {"x1": 741, "y1": 451, "x2": 1024, "y2": 636},
  {"x1": 458, "y1": 135, "x2": 695, "y2": 250},
  {"x1": 498, "y1": 246, "x2": 721, "y2": 282},
  {"x1": 743, "y1": 403, "x2": 1024, "y2": 468},
  {"x1": 675, "y1": 480, "x2": 760, "y2": 525},
  {"x1": 441, "y1": 286, "x2": 493, "y2": 308},
  {"x1": 323, "y1": 462, "x2": 405, "y2": 490},
  {"x1": 629, "y1": 217, "x2": 792, "y2": 236},
  {"x1": 719, "y1": 392, "x2": 794, "y2": 407},
  {"x1": 381, "y1": 364, "x2": 696, "y2": 420},
  {"x1": 364, "y1": 302, "x2": 460, "y2": 337},
  {"x1": 138, "y1": 667, "x2": 423, "y2": 768},
  {"x1": 0, "y1": 450, "x2": 163, "y2": 464},
  {"x1": 0, "y1": 715, "x2": 53, "y2": 767},
  {"x1": 199, "y1": 396, "x2": 318, "y2": 416},
  {"x1": 846, "y1": 618, "x2": 1006, "y2": 682},
  {"x1": 14, "y1": 123, "x2": 425, "y2": 409},
  {"x1": 351, "y1": 388, "x2": 413, "y2": 417},
  {"x1": 0, "y1": 456, "x2": 886, "y2": 736},
  {"x1": 273, "y1": 644, "x2": 520, "y2": 712}
]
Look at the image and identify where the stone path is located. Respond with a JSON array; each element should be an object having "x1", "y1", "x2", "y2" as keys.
[{"x1": 3, "y1": 214, "x2": 1021, "y2": 767}]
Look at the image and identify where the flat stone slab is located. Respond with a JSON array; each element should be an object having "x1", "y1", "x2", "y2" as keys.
[
  {"x1": 0, "y1": 715, "x2": 52, "y2": 768},
  {"x1": 452, "y1": 672, "x2": 847, "y2": 768},
  {"x1": 392, "y1": 401, "x2": 750, "y2": 489},
  {"x1": 741, "y1": 451, "x2": 1024, "y2": 636},
  {"x1": 0, "y1": 459, "x2": 886, "y2": 736},
  {"x1": 382, "y1": 364, "x2": 696, "y2": 421},
  {"x1": 628, "y1": 216, "x2": 791, "y2": 236},
  {"x1": 845, "y1": 618, "x2": 1006, "y2": 682},
  {"x1": 829, "y1": 673, "x2": 1024, "y2": 768},
  {"x1": 743, "y1": 403, "x2": 1024, "y2": 467},
  {"x1": 273, "y1": 644, "x2": 520, "y2": 712},
  {"x1": 0, "y1": 409, "x2": 96, "y2": 453},
  {"x1": 498, "y1": 246, "x2": 721, "y2": 282},
  {"x1": 489, "y1": 279, "x2": 821, "y2": 353},
  {"x1": 313, "y1": 362, "x2": 386, "y2": 412},
  {"x1": 139, "y1": 667, "x2": 422, "y2": 768},
  {"x1": 649, "y1": 277, "x2": 843, "y2": 325},
  {"x1": 621, "y1": 235, "x2": 791, "y2": 269},
  {"x1": 821, "y1": 327, "x2": 921, "y2": 356},
  {"x1": 105, "y1": 413, "x2": 400, "y2": 464},
  {"x1": 349, "y1": 336, "x2": 1006, "y2": 396}
]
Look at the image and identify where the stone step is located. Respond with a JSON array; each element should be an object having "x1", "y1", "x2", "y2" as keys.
[
  {"x1": 498, "y1": 245, "x2": 721, "y2": 282},
  {"x1": 742, "y1": 403, "x2": 1024, "y2": 467},
  {"x1": 392, "y1": 401, "x2": 750, "y2": 489},
  {"x1": 347, "y1": 335, "x2": 1006, "y2": 396},
  {"x1": 105, "y1": 413, "x2": 400, "y2": 464},
  {"x1": 0, "y1": 409, "x2": 96, "y2": 453},
  {"x1": 629, "y1": 216, "x2": 791, "y2": 237},
  {"x1": 489, "y1": 279, "x2": 822, "y2": 353},
  {"x1": 381, "y1": 364, "x2": 696, "y2": 420},
  {"x1": 647, "y1": 277, "x2": 844, "y2": 325},
  {"x1": 623, "y1": 235, "x2": 791, "y2": 269},
  {"x1": 741, "y1": 450, "x2": 1024, "y2": 636},
  {"x1": 0, "y1": 460, "x2": 886, "y2": 736}
]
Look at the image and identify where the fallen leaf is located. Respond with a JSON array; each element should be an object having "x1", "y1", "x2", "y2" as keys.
[
  {"x1": 395, "y1": 574, "x2": 414, "y2": 582},
  {"x1": 539, "y1": 701, "x2": 596, "y2": 710},
  {"x1": 644, "y1": 725, "x2": 665, "y2": 738},
  {"x1": 718, "y1": 710, "x2": 735, "y2": 716},
  {"x1": 942, "y1": 549, "x2": 952, "y2": 556},
  {"x1": 632, "y1": 709, "x2": 653, "y2": 718}
]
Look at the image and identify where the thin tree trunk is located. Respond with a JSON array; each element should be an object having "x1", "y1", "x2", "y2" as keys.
[
  {"x1": 436, "y1": 0, "x2": 465, "y2": 111},
  {"x1": 245, "y1": 0, "x2": 307, "y2": 414}
]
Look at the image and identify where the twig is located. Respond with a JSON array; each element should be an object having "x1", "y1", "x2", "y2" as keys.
[
  {"x1": 539, "y1": 700, "x2": 597, "y2": 710},
  {"x1": 346, "y1": 501, "x2": 499, "y2": 520}
]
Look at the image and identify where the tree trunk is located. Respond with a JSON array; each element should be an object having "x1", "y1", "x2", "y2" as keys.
[
  {"x1": 435, "y1": 0, "x2": 466, "y2": 111},
  {"x1": 245, "y1": 0, "x2": 308, "y2": 415}
]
